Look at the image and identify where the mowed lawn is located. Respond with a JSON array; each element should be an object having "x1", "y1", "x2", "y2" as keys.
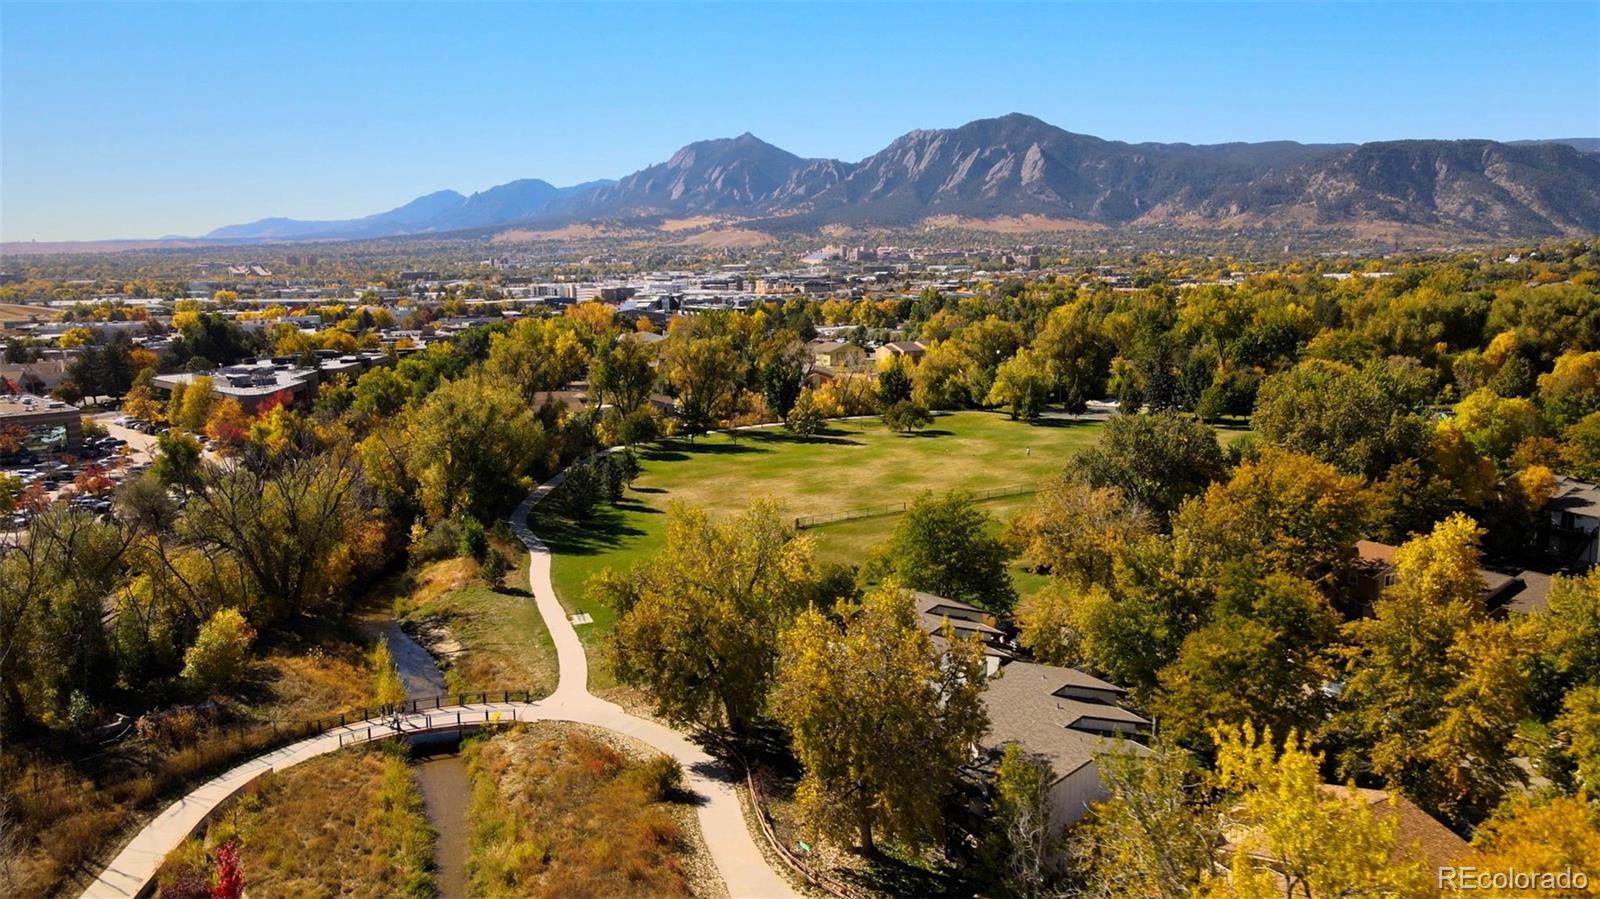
[{"x1": 534, "y1": 411, "x2": 1109, "y2": 687}]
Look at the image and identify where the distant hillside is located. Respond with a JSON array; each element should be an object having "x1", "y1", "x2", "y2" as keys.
[
  {"x1": 202, "y1": 115, "x2": 1600, "y2": 242},
  {"x1": 206, "y1": 179, "x2": 613, "y2": 240}
]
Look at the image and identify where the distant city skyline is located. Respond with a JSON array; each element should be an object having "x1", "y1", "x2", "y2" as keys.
[{"x1": 3, "y1": 1, "x2": 1597, "y2": 242}]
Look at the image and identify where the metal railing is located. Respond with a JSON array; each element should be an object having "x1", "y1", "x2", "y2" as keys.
[
  {"x1": 12, "y1": 688, "x2": 538, "y2": 801},
  {"x1": 793, "y1": 483, "x2": 1038, "y2": 529}
]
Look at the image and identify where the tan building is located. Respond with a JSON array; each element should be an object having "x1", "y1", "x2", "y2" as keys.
[{"x1": 874, "y1": 340, "x2": 926, "y2": 367}]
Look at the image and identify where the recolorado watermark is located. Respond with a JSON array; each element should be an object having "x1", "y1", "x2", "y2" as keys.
[{"x1": 1440, "y1": 866, "x2": 1590, "y2": 891}]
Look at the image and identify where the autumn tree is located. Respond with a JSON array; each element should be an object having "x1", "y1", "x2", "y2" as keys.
[
  {"x1": 1202, "y1": 722, "x2": 1431, "y2": 899},
  {"x1": 1032, "y1": 299, "x2": 1110, "y2": 412},
  {"x1": 404, "y1": 375, "x2": 546, "y2": 523},
  {"x1": 773, "y1": 586, "x2": 987, "y2": 853},
  {"x1": 178, "y1": 448, "x2": 385, "y2": 624},
  {"x1": 485, "y1": 317, "x2": 590, "y2": 403},
  {"x1": 1539, "y1": 350, "x2": 1600, "y2": 430},
  {"x1": 1070, "y1": 742, "x2": 1217, "y2": 899},
  {"x1": 180, "y1": 608, "x2": 255, "y2": 691},
  {"x1": 1470, "y1": 794, "x2": 1600, "y2": 893},
  {"x1": 601, "y1": 501, "x2": 822, "y2": 735},
  {"x1": 1170, "y1": 449, "x2": 1372, "y2": 587},
  {"x1": 1153, "y1": 573, "x2": 1339, "y2": 747},
  {"x1": 986, "y1": 346, "x2": 1051, "y2": 420},
  {"x1": 1334, "y1": 514, "x2": 1530, "y2": 826},
  {"x1": 662, "y1": 334, "x2": 740, "y2": 436},
  {"x1": 1004, "y1": 477, "x2": 1151, "y2": 585}
]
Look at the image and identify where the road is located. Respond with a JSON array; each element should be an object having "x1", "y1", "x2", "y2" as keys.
[{"x1": 81, "y1": 461, "x2": 797, "y2": 899}]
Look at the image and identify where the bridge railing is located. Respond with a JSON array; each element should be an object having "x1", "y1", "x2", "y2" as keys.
[{"x1": 11, "y1": 688, "x2": 539, "y2": 805}]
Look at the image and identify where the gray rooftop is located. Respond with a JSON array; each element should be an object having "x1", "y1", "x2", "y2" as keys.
[
  {"x1": 1549, "y1": 477, "x2": 1600, "y2": 519},
  {"x1": 981, "y1": 660, "x2": 1150, "y2": 780}
]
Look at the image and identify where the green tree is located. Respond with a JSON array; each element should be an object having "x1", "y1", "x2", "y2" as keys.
[
  {"x1": 1069, "y1": 410, "x2": 1227, "y2": 520},
  {"x1": 881, "y1": 399, "x2": 932, "y2": 433},
  {"x1": 876, "y1": 357, "x2": 912, "y2": 407},
  {"x1": 1252, "y1": 358, "x2": 1431, "y2": 479},
  {"x1": 865, "y1": 490, "x2": 1016, "y2": 612},
  {"x1": 773, "y1": 586, "x2": 988, "y2": 852},
  {"x1": 760, "y1": 354, "x2": 805, "y2": 419},
  {"x1": 592, "y1": 336, "x2": 658, "y2": 414},
  {"x1": 601, "y1": 501, "x2": 821, "y2": 735},
  {"x1": 1561, "y1": 411, "x2": 1600, "y2": 480},
  {"x1": 152, "y1": 430, "x2": 204, "y2": 491},
  {"x1": 984, "y1": 744, "x2": 1059, "y2": 898}
]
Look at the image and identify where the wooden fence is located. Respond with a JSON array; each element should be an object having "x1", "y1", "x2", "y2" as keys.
[{"x1": 744, "y1": 766, "x2": 875, "y2": 899}]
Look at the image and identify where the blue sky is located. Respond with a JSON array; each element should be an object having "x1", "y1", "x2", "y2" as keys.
[{"x1": 3, "y1": 1, "x2": 1598, "y2": 241}]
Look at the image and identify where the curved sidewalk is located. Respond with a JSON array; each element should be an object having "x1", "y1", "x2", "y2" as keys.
[{"x1": 84, "y1": 467, "x2": 795, "y2": 898}]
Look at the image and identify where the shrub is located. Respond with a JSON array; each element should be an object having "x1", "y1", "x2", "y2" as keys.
[
  {"x1": 456, "y1": 515, "x2": 488, "y2": 560},
  {"x1": 481, "y1": 549, "x2": 510, "y2": 588},
  {"x1": 181, "y1": 609, "x2": 256, "y2": 692},
  {"x1": 629, "y1": 755, "x2": 685, "y2": 802}
]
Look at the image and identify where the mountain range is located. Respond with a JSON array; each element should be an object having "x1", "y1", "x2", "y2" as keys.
[{"x1": 207, "y1": 114, "x2": 1600, "y2": 242}]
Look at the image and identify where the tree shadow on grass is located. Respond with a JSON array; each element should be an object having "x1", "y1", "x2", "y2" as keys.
[
  {"x1": 532, "y1": 505, "x2": 644, "y2": 557},
  {"x1": 836, "y1": 854, "x2": 974, "y2": 899},
  {"x1": 898, "y1": 429, "x2": 953, "y2": 438},
  {"x1": 1027, "y1": 417, "x2": 1106, "y2": 430}
]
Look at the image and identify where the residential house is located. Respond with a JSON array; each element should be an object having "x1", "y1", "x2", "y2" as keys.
[
  {"x1": 1349, "y1": 540, "x2": 1526, "y2": 613},
  {"x1": 874, "y1": 340, "x2": 926, "y2": 367},
  {"x1": 913, "y1": 591, "x2": 1016, "y2": 675},
  {"x1": 807, "y1": 339, "x2": 869, "y2": 373},
  {"x1": 980, "y1": 661, "x2": 1152, "y2": 832},
  {"x1": 1219, "y1": 786, "x2": 1474, "y2": 889},
  {"x1": 1543, "y1": 477, "x2": 1600, "y2": 566}
]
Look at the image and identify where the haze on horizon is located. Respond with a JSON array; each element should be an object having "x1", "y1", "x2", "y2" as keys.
[{"x1": 3, "y1": 1, "x2": 1597, "y2": 242}]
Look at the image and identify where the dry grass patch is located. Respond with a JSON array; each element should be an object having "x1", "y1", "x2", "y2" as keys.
[
  {"x1": 396, "y1": 554, "x2": 557, "y2": 696},
  {"x1": 0, "y1": 637, "x2": 382, "y2": 898},
  {"x1": 465, "y1": 726, "x2": 704, "y2": 899},
  {"x1": 156, "y1": 746, "x2": 434, "y2": 898}
]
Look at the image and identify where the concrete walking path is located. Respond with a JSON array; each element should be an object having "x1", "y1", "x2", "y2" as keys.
[{"x1": 83, "y1": 466, "x2": 796, "y2": 898}]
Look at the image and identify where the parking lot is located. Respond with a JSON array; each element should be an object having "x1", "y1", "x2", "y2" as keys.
[{"x1": 2, "y1": 411, "x2": 158, "y2": 532}]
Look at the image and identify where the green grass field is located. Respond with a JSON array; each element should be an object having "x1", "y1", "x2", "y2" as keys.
[{"x1": 534, "y1": 411, "x2": 1114, "y2": 687}]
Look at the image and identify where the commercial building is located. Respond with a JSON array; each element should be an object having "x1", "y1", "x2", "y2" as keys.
[{"x1": 0, "y1": 393, "x2": 83, "y2": 451}]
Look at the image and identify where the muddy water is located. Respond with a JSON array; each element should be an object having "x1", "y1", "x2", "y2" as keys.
[
  {"x1": 415, "y1": 752, "x2": 471, "y2": 899},
  {"x1": 382, "y1": 623, "x2": 467, "y2": 897}
]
